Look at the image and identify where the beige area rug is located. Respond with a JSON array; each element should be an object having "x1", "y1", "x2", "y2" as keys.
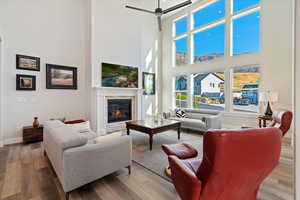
[{"x1": 131, "y1": 130, "x2": 203, "y2": 181}]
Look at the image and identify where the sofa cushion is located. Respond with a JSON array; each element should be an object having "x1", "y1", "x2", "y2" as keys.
[
  {"x1": 67, "y1": 121, "x2": 91, "y2": 133},
  {"x1": 184, "y1": 108, "x2": 220, "y2": 115},
  {"x1": 51, "y1": 126, "x2": 88, "y2": 150},
  {"x1": 94, "y1": 131, "x2": 123, "y2": 144},
  {"x1": 44, "y1": 120, "x2": 65, "y2": 129},
  {"x1": 174, "y1": 118, "x2": 206, "y2": 129}
]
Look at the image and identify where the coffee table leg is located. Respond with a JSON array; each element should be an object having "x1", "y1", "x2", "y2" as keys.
[
  {"x1": 127, "y1": 128, "x2": 130, "y2": 135},
  {"x1": 149, "y1": 134, "x2": 153, "y2": 151},
  {"x1": 177, "y1": 127, "x2": 181, "y2": 140}
]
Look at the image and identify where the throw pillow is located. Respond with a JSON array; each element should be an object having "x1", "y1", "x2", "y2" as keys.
[
  {"x1": 67, "y1": 121, "x2": 91, "y2": 133},
  {"x1": 50, "y1": 117, "x2": 66, "y2": 122},
  {"x1": 94, "y1": 131, "x2": 123, "y2": 144},
  {"x1": 176, "y1": 109, "x2": 186, "y2": 118}
]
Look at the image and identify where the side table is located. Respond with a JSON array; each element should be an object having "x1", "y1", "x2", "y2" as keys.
[
  {"x1": 23, "y1": 125, "x2": 43, "y2": 144},
  {"x1": 258, "y1": 115, "x2": 273, "y2": 128}
]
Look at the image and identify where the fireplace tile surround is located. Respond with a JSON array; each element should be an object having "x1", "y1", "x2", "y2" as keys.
[{"x1": 94, "y1": 87, "x2": 142, "y2": 134}]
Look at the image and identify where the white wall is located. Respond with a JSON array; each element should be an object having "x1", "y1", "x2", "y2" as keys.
[
  {"x1": 294, "y1": 0, "x2": 299, "y2": 198},
  {"x1": 161, "y1": 0, "x2": 294, "y2": 132},
  {"x1": 0, "y1": 0, "x2": 89, "y2": 143},
  {"x1": 0, "y1": 35, "x2": 3, "y2": 147},
  {"x1": 88, "y1": 0, "x2": 161, "y2": 129}
]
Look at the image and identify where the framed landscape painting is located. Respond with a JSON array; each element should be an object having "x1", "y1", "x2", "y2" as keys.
[
  {"x1": 16, "y1": 54, "x2": 40, "y2": 71},
  {"x1": 16, "y1": 74, "x2": 36, "y2": 91},
  {"x1": 143, "y1": 72, "x2": 155, "y2": 95},
  {"x1": 101, "y1": 63, "x2": 138, "y2": 88},
  {"x1": 46, "y1": 64, "x2": 77, "y2": 89}
]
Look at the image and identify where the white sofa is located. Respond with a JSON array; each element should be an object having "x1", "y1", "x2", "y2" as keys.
[
  {"x1": 43, "y1": 120, "x2": 132, "y2": 199},
  {"x1": 170, "y1": 109, "x2": 222, "y2": 132}
]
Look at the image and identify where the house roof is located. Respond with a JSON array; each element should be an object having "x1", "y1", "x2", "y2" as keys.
[
  {"x1": 194, "y1": 73, "x2": 224, "y2": 82},
  {"x1": 243, "y1": 84, "x2": 259, "y2": 89},
  {"x1": 202, "y1": 92, "x2": 224, "y2": 98}
]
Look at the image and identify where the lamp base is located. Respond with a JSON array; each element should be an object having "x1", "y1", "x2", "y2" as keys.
[{"x1": 264, "y1": 102, "x2": 273, "y2": 116}]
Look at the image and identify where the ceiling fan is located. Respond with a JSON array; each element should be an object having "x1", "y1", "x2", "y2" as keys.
[{"x1": 125, "y1": 0, "x2": 192, "y2": 31}]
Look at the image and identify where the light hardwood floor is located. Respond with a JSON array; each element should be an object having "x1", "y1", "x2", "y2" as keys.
[{"x1": 0, "y1": 142, "x2": 294, "y2": 200}]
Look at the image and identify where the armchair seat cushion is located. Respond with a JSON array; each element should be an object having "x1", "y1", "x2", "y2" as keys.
[{"x1": 162, "y1": 143, "x2": 198, "y2": 159}]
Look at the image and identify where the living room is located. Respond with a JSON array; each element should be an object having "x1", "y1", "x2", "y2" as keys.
[{"x1": 0, "y1": 0, "x2": 299, "y2": 200}]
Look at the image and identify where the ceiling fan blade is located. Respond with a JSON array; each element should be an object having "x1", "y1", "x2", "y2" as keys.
[
  {"x1": 125, "y1": 6, "x2": 156, "y2": 14},
  {"x1": 163, "y1": 0, "x2": 192, "y2": 14},
  {"x1": 157, "y1": 16, "x2": 162, "y2": 31}
]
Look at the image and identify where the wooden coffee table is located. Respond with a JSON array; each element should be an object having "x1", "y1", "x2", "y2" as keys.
[{"x1": 126, "y1": 119, "x2": 181, "y2": 151}]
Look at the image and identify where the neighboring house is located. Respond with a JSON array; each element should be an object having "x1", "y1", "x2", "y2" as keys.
[
  {"x1": 241, "y1": 84, "x2": 259, "y2": 105},
  {"x1": 194, "y1": 73, "x2": 224, "y2": 95},
  {"x1": 175, "y1": 76, "x2": 187, "y2": 90}
]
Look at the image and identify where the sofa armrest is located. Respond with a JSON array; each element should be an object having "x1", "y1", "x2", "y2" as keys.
[
  {"x1": 169, "y1": 156, "x2": 202, "y2": 200},
  {"x1": 62, "y1": 136, "x2": 132, "y2": 192},
  {"x1": 205, "y1": 114, "x2": 222, "y2": 129}
]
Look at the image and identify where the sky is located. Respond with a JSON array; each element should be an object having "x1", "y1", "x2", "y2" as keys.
[{"x1": 175, "y1": 0, "x2": 261, "y2": 57}]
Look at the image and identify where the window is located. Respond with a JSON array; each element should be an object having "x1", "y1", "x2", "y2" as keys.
[
  {"x1": 175, "y1": 37, "x2": 188, "y2": 66},
  {"x1": 193, "y1": 0, "x2": 225, "y2": 29},
  {"x1": 232, "y1": 10, "x2": 261, "y2": 55},
  {"x1": 172, "y1": 0, "x2": 261, "y2": 64},
  {"x1": 175, "y1": 75, "x2": 188, "y2": 108},
  {"x1": 193, "y1": 23, "x2": 225, "y2": 63},
  {"x1": 175, "y1": 17, "x2": 188, "y2": 36},
  {"x1": 192, "y1": 72, "x2": 225, "y2": 111},
  {"x1": 233, "y1": 0, "x2": 260, "y2": 14},
  {"x1": 232, "y1": 65, "x2": 261, "y2": 113}
]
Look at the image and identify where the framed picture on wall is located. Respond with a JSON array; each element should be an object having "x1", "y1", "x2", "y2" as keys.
[
  {"x1": 16, "y1": 54, "x2": 40, "y2": 71},
  {"x1": 46, "y1": 64, "x2": 77, "y2": 89},
  {"x1": 143, "y1": 72, "x2": 155, "y2": 95},
  {"x1": 16, "y1": 74, "x2": 36, "y2": 91}
]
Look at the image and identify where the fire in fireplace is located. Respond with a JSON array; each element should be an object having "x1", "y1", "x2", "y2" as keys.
[{"x1": 107, "y1": 99, "x2": 132, "y2": 123}]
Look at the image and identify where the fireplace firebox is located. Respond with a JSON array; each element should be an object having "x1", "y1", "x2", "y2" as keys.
[{"x1": 107, "y1": 99, "x2": 132, "y2": 123}]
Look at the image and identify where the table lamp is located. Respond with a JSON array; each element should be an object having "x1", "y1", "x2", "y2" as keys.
[{"x1": 259, "y1": 91, "x2": 279, "y2": 116}]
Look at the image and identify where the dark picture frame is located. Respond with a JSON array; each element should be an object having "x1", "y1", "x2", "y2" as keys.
[
  {"x1": 46, "y1": 64, "x2": 77, "y2": 90},
  {"x1": 143, "y1": 72, "x2": 155, "y2": 95},
  {"x1": 16, "y1": 74, "x2": 36, "y2": 91},
  {"x1": 16, "y1": 54, "x2": 40, "y2": 71}
]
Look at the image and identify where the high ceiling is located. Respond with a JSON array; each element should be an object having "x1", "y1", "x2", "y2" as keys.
[{"x1": 160, "y1": 0, "x2": 195, "y2": 9}]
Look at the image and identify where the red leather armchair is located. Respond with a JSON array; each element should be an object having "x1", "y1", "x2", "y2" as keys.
[
  {"x1": 168, "y1": 128, "x2": 282, "y2": 200},
  {"x1": 269, "y1": 109, "x2": 293, "y2": 136}
]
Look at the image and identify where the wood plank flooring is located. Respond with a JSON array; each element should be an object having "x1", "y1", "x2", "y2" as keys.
[{"x1": 0, "y1": 143, "x2": 294, "y2": 200}]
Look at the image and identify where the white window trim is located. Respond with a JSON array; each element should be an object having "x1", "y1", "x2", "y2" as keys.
[
  {"x1": 170, "y1": 0, "x2": 263, "y2": 114},
  {"x1": 172, "y1": 0, "x2": 262, "y2": 66}
]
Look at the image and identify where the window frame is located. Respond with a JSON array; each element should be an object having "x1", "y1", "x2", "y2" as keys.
[
  {"x1": 173, "y1": 65, "x2": 262, "y2": 114},
  {"x1": 174, "y1": 75, "x2": 189, "y2": 109},
  {"x1": 170, "y1": 0, "x2": 263, "y2": 114},
  {"x1": 171, "y1": 0, "x2": 262, "y2": 66},
  {"x1": 230, "y1": 65, "x2": 262, "y2": 113},
  {"x1": 191, "y1": 70, "x2": 226, "y2": 111},
  {"x1": 230, "y1": 6, "x2": 261, "y2": 56}
]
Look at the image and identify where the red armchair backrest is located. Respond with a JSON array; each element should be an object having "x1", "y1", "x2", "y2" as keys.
[
  {"x1": 197, "y1": 128, "x2": 282, "y2": 200},
  {"x1": 269, "y1": 109, "x2": 293, "y2": 136}
]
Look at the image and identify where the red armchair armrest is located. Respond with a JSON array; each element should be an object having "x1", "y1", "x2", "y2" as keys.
[{"x1": 168, "y1": 156, "x2": 202, "y2": 200}]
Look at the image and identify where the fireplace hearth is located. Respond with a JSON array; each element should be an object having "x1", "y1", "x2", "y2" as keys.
[{"x1": 107, "y1": 99, "x2": 132, "y2": 123}]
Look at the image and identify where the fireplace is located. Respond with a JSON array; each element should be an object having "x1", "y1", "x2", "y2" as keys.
[{"x1": 107, "y1": 99, "x2": 132, "y2": 123}]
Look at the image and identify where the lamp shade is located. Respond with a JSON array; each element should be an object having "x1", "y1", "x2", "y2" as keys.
[{"x1": 259, "y1": 91, "x2": 279, "y2": 103}]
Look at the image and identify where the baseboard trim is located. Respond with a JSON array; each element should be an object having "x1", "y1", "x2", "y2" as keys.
[{"x1": 4, "y1": 137, "x2": 22, "y2": 145}]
